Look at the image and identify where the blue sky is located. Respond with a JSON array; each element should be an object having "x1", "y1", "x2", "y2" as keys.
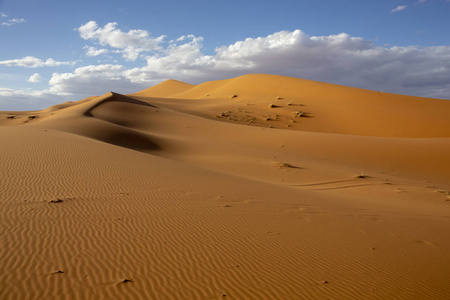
[{"x1": 1, "y1": 0, "x2": 450, "y2": 110}]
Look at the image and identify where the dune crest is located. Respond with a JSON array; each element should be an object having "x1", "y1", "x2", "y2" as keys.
[{"x1": 1, "y1": 74, "x2": 450, "y2": 299}]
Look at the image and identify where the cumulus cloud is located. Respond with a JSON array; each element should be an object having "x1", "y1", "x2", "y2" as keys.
[
  {"x1": 125, "y1": 35, "x2": 213, "y2": 83},
  {"x1": 0, "y1": 56, "x2": 75, "y2": 68},
  {"x1": 0, "y1": 12, "x2": 7, "y2": 18},
  {"x1": 78, "y1": 21, "x2": 165, "y2": 61},
  {"x1": 84, "y1": 46, "x2": 109, "y2": 57},
  {"x1": 48, "y1": 64, "x2": 145, "y2": 95},
  {"x1": 391, "y1": 5, "x2": 407, "y2": 13},
  {"x1": 2, "y1": 18, "x2": 26, "y2": 26},
  {"x1": 28, "y1": 73, "x2": 42, "y2": 83}
]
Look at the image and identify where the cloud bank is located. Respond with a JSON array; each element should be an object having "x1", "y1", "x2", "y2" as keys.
[
  {"x1": 66, "y1": 26, "x2": 450, "y2": 100},
  {"x1": 49, "y1": 64, "x2": 137, "y2": 95},
  {"x1": 2, "y1": 22, "x2": 450, "y2": 110}
]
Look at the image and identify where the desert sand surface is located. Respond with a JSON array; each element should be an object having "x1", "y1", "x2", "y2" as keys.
[{"x1": 1, "y1": 74, "x2": 449, "y2": 299}]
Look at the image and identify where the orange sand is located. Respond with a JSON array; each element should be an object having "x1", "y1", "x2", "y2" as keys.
[{"x1": 1, "y1": 74, "x2": 449, "y2": 299}]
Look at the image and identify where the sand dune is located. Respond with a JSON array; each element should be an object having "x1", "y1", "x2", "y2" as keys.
[
  {"x1": 1, "y1": 74, "x2": 449, "y2": 299},
  {"x1": 166, "y1": 74, "x2": 450, "y2": 138}
]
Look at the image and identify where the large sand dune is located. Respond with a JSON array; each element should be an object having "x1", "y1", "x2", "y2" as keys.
[{"x1": 1, "y1": 74, "x2": 449, "y2": 299}]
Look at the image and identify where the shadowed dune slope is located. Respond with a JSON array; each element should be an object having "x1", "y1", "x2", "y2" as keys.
[{"x1": 1, "y1": 74, "x2": 450, "y2": 299}]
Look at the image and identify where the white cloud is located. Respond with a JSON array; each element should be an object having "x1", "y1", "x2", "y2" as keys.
[
  {"x1": 125, "y1": 35, "x2": 213, "y2": 83},
  {"x1": 176, "y1": 36, "x2": 187, "y2": 42},
  {"x1": 2, "y1": 18, "x2": 26, "y2": 26},
  {"x1": 0, "y1": 12, "x2": 7, "y2": 18},
  {"x1": 84, "y1": 46, "x2": 109, "y2": 57},
  {"x1": 28, "y1": 73, "x2": 42, "y2": 83},
  {"x1": 77, "y1": 21, "x2": 165, "y2": 61},
  {"x1": 0, "y1": 56, "x2": 75, "y2": 68},
  {"x1": 391, "y1": 5, "x2": 407, "y2": 13}
]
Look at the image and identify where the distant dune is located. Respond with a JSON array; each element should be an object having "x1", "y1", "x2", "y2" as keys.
[{"x1": 1, "y1": 74, "x2": 449, "y2": 299}]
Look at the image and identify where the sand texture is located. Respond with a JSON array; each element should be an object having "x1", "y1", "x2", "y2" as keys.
[{"x1": 1, "y1": 74, "x2": 449, "y2": 299}]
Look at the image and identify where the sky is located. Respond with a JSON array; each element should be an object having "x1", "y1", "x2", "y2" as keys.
[{"x1": 1, "y1": 0, "x2": 450, "y2": 110}]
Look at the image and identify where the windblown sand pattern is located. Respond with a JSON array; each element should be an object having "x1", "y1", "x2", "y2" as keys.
[{"x1": 1, "y1": 74, "x2": 449, "y2": 299}]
